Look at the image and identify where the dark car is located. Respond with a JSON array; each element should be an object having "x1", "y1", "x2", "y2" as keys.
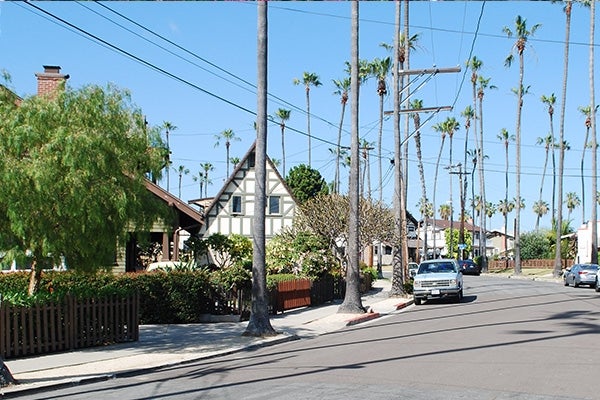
[
  {"x1": 564, "y1": 263, "x2": 599, "y2": 287},
  {"x1": 458, "y1": 259, "x2": 481, "y2": 276}
]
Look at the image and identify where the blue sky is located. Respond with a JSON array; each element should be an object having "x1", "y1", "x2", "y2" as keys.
[{"x1": 0, "y1": 1, "x2": 597, "y2": 234}]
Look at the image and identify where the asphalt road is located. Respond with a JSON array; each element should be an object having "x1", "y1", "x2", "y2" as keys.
[{"x1": 23, "y1": 275, "x2": 600, "y2": 400}]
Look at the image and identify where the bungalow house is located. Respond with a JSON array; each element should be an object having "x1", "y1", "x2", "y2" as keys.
[
  {"x1": 372, "y1": 212, "x2": 420, "y2": 266},
  {"x1": 486, "y1": 228, "x2": 515, "y2": 259},
  {"x1": 193, "y1": 142, "x2": 296, "y2": 241},
  {"x1": 113, "y1": 179, "x2": 204, "y2": 273},
  {"x1": 419, "y1": 218, "x2": 492, "y2": 260}
]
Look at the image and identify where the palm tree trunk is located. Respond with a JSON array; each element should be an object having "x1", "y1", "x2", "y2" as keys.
[
  {"x1": 581, "y1": 127, "x2": 589, "y2": 224},
  {"x1": 555, "y1": 1, "x2": 572, "y2": 276},
  {"x1": 432, "y1": 137, "x2": 446, "y2": 260},
  {"x1": 514, "y1": 54, "x2": 524, "y2": 276},
  {"x1": 378, "y1": 95, "x2": 384, "y2": 202},
  {"x1": 390, "y1": 0, "x2": 407, "y2": 296},
  {"x1": 336, "y1": 104, "x2": 346, "y2": 193},
  {"x1": 589, "y1": 0, "x2": 597, "y2": 264},
  {"x1": 536, "y1": 147, "x2": 550, "y2": 230},
  {"x1": 339, "y1": 0, "x2": 365, "y2": 312},
  {"x1": 243, "y1": 1, "x2": 276, "y2": 337},
  {"x1": 478, "y1": 94, "x2": 487, "y2": 271}
]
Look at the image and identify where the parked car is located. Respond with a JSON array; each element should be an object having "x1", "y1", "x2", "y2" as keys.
[
  {"x1": 412, "y1": 258, "x2": 463, "y2": 305},
  {"x1": 408, "y1": 262, "x2": 419, "y2": 279},
  {"x1": 563, "y1": 263, "x2": 599, "y2": 288},
  {"x1": 458, "y1": 259, "x2": 481, "y2": 276}
]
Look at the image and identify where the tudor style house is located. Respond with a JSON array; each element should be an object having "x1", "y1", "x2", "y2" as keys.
[{"x1": 193, "y1": 142, "x2": 296, "y2": 241}]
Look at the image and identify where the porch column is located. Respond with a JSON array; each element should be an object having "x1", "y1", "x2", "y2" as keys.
[{"x1": 161, "y1": 232, "x2": 170, "y2": 261}]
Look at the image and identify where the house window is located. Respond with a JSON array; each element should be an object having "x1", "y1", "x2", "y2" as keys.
[
  {"x1": 268, "y1": 196, "x2": 281, "y2": 215},
  {"x1": 232, "y1": 195, "x2": 243, "y2": 214}
]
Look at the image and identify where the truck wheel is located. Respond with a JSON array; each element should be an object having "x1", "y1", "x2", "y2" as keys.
[{"x1": 414, "y1": 297, "x2": 422, "y2": 305}]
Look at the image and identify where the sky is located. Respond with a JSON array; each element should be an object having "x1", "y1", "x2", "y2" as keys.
[{"x1": 0, "y1": 1, "x2": 597, "y2": 235}]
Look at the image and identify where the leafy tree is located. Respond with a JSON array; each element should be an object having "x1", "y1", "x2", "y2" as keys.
[
  {"x1": 0, "y1": 82, "x2": 169, "y2": 295},
  {"x1": 444, "y1": 229, "x2": 472, "y2": 260},
  {"x1": 294, "y1": 193, "x2": 397, "y2": 270},
  {"x1": 285, "y1": 164, "x2": 328, "y2": 204},
  {"x1": 520, "y1": 230, "x2": 551, "y2": 260},
  {"x1": 266, "y1": 227, "x2": 337, "y2": 278}
]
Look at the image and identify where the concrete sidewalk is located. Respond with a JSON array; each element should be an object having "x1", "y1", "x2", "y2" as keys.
[{"x1": 0, "y1": 278, "x2": 412, "y2": 398}]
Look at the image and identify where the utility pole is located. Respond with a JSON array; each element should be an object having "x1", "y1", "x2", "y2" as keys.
[
  {"x1": 450, "y1": 163, "x2": 471, "y2": 259},
  {"x1": 386, "y1": 66, "x2": 460, "y2": 270}
]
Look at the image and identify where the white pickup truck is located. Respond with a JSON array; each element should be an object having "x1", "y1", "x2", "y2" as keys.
[{"x1": 412, "y1": 259, "x2": 463, "y2": 305}]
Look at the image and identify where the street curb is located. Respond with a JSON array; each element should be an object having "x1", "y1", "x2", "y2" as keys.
[
  {"x1": 345, "y1": 311, "x2": 381, "y2": 326},
  {"x1": 0, "y1": 334, "x2": 300, "y2": 399}
]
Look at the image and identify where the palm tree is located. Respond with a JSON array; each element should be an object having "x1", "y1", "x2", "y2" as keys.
[
  {"x1": 467, "y1": 56, "x2": 483, "y2": 259},
  {"x1": 497, "y1": 198, "x2": 515, "y2": 266},
  {"x1": 533, "y1": 200, "x2": 550, "y2": 229},
  {"x1": 540, "y1": 94, "x2": 557, "y2": 218},
  {"x1": 535, "y1": 132, "x2": 554, "y2": 230},
  {"x1": 589, "y1": 0, "x2": 598, "y2": 265},
  {"x1": 338, "y1": 0, "x2": 365, "y2": 312},
  {"x1": 273, "y1": 108, "x2": 291, "y2": 177},
  {"x1": 390, "y1": 0, "x2": 407, "y2": 295},
  {"x1": 409, "y1": 98, "x2": 429, "y2": 258},
  {"x1": 162, "y1": 121, "x2": 177, "y2": 192},
  {"x1": 460, "y1": 105, "x2": 475, "y2": 258},
  {"x1": 332, "y1": 76, "x2": 351, "y2": 194},
  {"x1": 439, "y1": 203, "x2": 452, "y2": 221},
  {"x1": 175, "y1": 165, "x2": 189, "y2": 198},
  {"x1": 578, "y1": 105, "x2": 595, "y2": 224},
  {"x1": 555, "y1": 0, "x2": 574, "y2": 276},
  {"x1": 476, "y1": 74, "x2": 496, "y2": 270},
  {"x1": 192, "y1": 171, "x2": 204, "y2": 198},
  {"x1": 360, "y1": 138, "x2": 374, "y2": 199},
  {"x1": 199, "y1": 162, "x2": 214, "y2": 198},
  {"x1": 214, "y1": 129, "x2": 240, "y2": 179},
  {"x1": 485, "y1": 202, "x2": 497, "y2": 231},
  {"x1": 244, "y1": 1, "x2": 276, "y2": 337},
  {"x1": 565, "y1": 192, "x2": 581, "y2": 222},
  {"x1": 293, "y1": 72, "x2": 322, "y2": 167},
  {"x1": 431, "y1": 121, "x2": 447, "y2": 258},
  {"x1": 504, "y1": 15, "x2": 540, "y2": 275},
  {"x1": 230, "y1": 156, "x2": 240, "y2": 170},
  {"x1": 371, "y1": 56, "x2": 392, "y2": 203},
  {"x1": 498, "y1": 128, "x2": 515, "y2": 265}
]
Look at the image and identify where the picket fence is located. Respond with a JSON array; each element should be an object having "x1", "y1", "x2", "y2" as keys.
[{"x1": 0, "y1": 294, "x2": 139, "y2": 359}]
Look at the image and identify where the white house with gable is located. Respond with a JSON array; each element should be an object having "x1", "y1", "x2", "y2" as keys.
[{"x1": 194, "y1": 142, "x2": 297, "y2": 241}]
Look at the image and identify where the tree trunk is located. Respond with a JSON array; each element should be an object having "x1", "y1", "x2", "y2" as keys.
[
  {"x1": 589, "y1": 0, "x2": 598, "y2": 264},
  {"x1": 390, "y1": 0, "x2": 407, "y2": 296},
  {"x1": 339, "y1": 0, "x2": 365, "y2": 313},
  {"x1": 243, "y1": 1, "x2": 277, "y2": 337},
  {"x1": 555, "y1": 0, "x2": 572, "y2": 277}
]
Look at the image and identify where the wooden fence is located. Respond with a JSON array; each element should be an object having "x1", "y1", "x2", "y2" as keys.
[
  {"x1": 0, "y1": 294, "x2": 139, "y2": 360},
  {"x1": 488, "y1": 258, "x2": 574, "y2": 271},
  {"x1": 270, "y1": 274, "x2": 372, "y2": 314}
]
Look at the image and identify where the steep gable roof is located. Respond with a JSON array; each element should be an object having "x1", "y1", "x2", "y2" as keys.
[
  {"x1": 202, "y1": 141, "x2": 296, "y2": 217},
  {"x1": 144, "y1": 178, "x2": 204, "y2": 230}
]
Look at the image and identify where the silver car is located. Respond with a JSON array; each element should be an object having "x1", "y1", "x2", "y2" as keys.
[
  {"x1": 563, "y1": 263, "x2": 599, "y2": 288},
  {"x1": 413, "y1": 259, "x2": 463, "y2": 305}
]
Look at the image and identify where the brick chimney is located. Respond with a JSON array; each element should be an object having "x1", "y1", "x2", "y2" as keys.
[{"x1": 35, "y1": 65, "x2": 69, "y2": 97}]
